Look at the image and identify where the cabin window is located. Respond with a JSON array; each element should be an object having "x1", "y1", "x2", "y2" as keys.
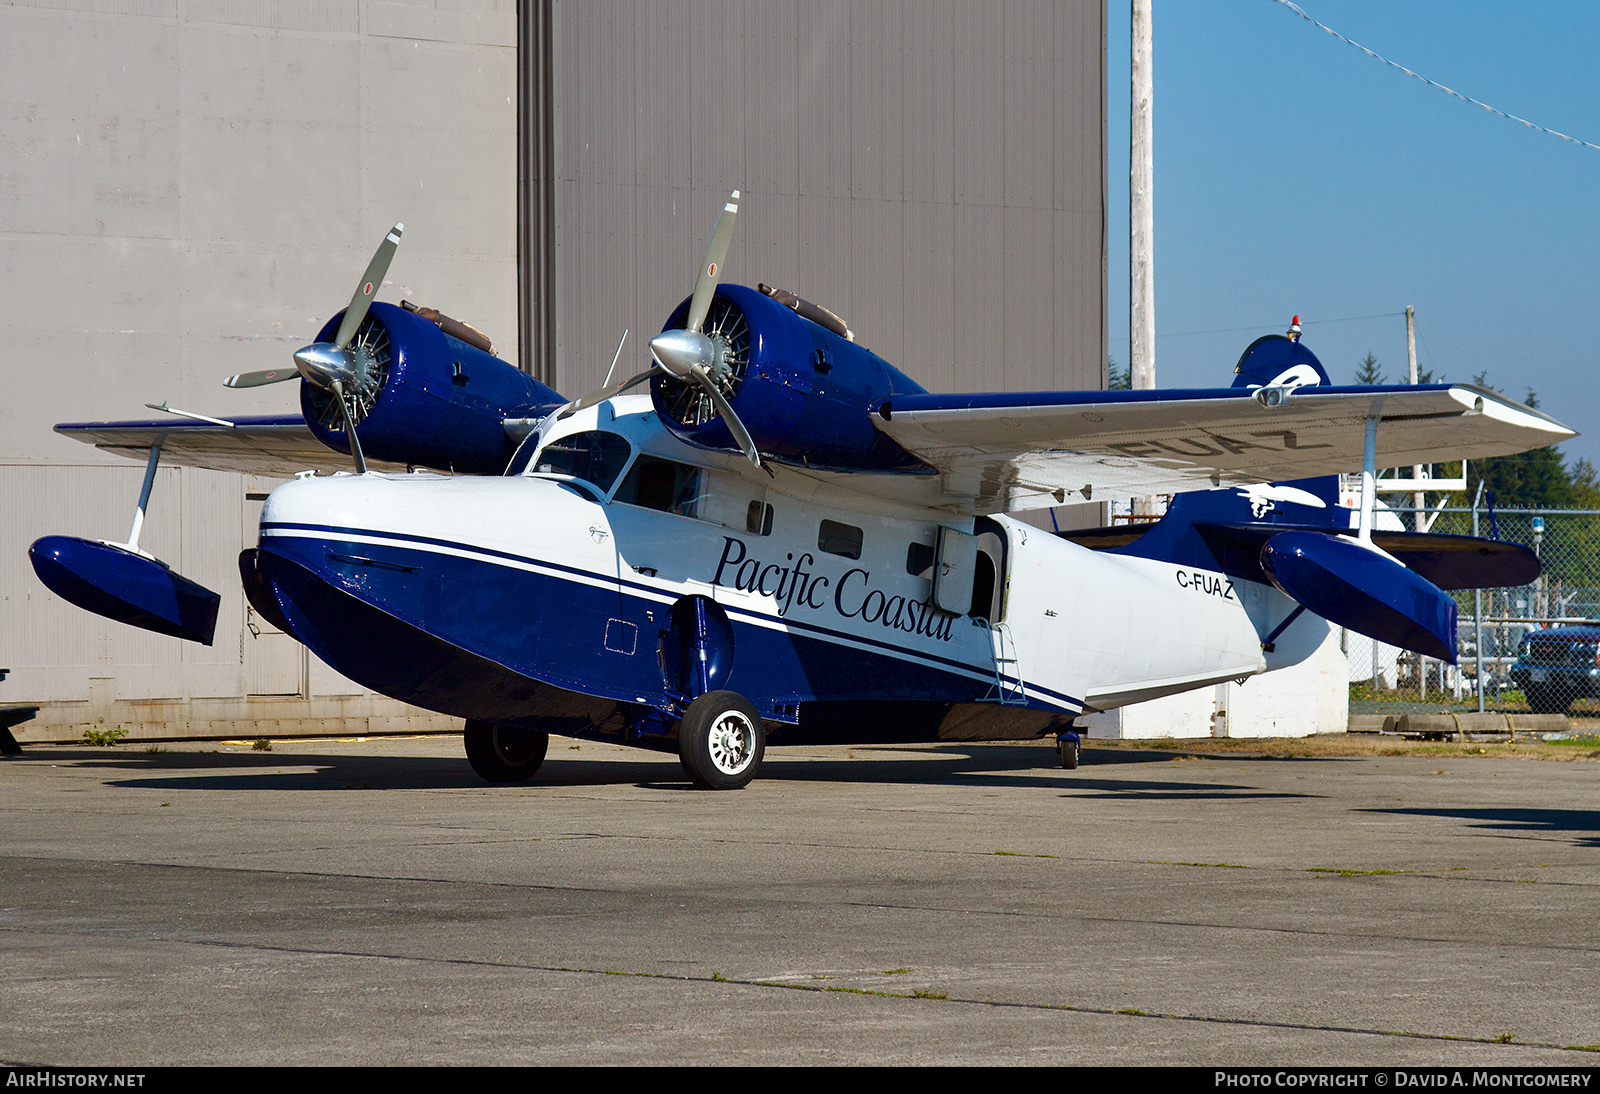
[
  {"x1": 614, "y1": 455, "x2": 706, "y2": 519},
  {"x1": 534, "y1": 430, "x2": 632, "y2": 493},
  {"x1": 906, "y1": 541, "x2": 934, "y2": 579},
  {"x1": 746, "y1": 501, "x2": 774, "y2": 536},
  {"x1": 818, "y1": 519, "x2": 863, "y2": 560}
]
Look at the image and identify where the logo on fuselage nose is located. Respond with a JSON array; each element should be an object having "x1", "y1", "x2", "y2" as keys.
[{"x1": 588, "y1": 524, "x2": 609, "y2": 545}]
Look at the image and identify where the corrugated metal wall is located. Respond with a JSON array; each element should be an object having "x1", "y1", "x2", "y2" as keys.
[{"x1": 526, "y1": 0, "x2": 1106, "y2": 405}]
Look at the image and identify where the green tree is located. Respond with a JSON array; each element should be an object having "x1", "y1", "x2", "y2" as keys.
[
  {"x1": 1464, "y1": 383, "x2": 1576, "y2": 508},
  {"x1": 1355, "y1": 352, "x2": 1384, "y2": 385},
  {"x1": 1107, "y1": 355, "x2": 1130, "y2": 390}
]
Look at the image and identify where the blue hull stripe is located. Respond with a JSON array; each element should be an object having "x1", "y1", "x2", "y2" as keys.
[{"x1": 261, "y1": 520, "x2": 1082, "y2": 712}]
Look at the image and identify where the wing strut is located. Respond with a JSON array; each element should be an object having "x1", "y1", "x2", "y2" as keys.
[
  {"x1": 125, "y1": 441, "x2": 164, "y2": 557},
  {"x1": 1356, "y1": 406, "x2": 1382, "y2": 544}
]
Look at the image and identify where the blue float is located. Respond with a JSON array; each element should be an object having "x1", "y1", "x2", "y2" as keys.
[
  {"x1": 29, "y1": 536, "x2": 221, "y2": 645},
  {"x1": 1260, "y1": 530, "x2": 1457, "y2": 662}
]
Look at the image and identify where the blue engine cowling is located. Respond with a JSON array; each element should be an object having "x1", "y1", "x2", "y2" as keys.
[
  {"x1": 651, "y1": 284, "x2": 928, "y2": 470},
  {"x1": 302, "y1": 301, "x2": 562, "y2": 475}
]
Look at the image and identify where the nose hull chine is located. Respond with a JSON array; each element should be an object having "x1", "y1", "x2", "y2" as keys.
[{"x1": 249, "y1": 541, "x2": 615, "y2": 731}]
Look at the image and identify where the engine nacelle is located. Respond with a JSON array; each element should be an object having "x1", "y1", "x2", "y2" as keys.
[
  {"x1": 302, "y1": 301, "x2": 561, "y2": 474},
  {"x1": 651, "y1": 284, "x2": 927, "y2": 470}
]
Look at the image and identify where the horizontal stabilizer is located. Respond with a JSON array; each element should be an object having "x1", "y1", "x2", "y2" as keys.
[
  {"x1": 29, "y1": 536, "x2": 221, "y2": 645},
  {"x1": 1182, "y1": 523, "x2": 1539, "y2": 592},
  {"x1": 1358, "y1": 531, "x2": 1538, "y2": 591},
  {"x1": 1261, "y1": 531, "x2": 1457, "y2": 662}
]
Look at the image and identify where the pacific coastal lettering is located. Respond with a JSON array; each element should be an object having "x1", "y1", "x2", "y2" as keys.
[{"x1": 712, "y1": 536, "x2": 954, "y2": 641}]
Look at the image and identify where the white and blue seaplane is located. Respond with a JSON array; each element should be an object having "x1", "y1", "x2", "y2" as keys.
[{"x1": 32, "y1": 194, "x2": 1572, "y2": 788}]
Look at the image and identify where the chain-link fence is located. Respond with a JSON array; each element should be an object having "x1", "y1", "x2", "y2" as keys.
[{"x1": 1346, "y1": 506, "x2": 1600, "y2": 716}]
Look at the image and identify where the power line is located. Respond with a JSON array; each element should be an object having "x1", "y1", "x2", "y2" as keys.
[
  {"x1": 1270, "y1": 0, "x2": 1600, "y2": 154},
  {"x1": 1109, "y1": 310, "x2": 1405, "y2": 344}
]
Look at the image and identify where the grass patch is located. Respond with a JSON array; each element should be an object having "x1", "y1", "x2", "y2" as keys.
[
  {"x1": 81, "y1": 727, "x2": 126, "y2": 747},
  {"x1": 1150, "y1": 860, "x2": 1250, "y2": 869},
  {"x1": 1307, "y1": 867, "x2": 1404, "y2": 877}
]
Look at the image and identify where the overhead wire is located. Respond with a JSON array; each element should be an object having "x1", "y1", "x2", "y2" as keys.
[
  {"x1": 1270, "y1": 0, "x2": 1600, "y2": 154},
  {"x1": 1108, "y1": 310, "x2": 1405, "y2": 344}
]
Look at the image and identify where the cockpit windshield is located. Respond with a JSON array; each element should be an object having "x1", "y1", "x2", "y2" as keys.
[{"x1": 528, "y1": 430, "x2": 632, "y2": 494}]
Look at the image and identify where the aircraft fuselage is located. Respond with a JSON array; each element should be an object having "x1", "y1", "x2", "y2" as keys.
[{"x1": 249, "y1": 397, "x2": 1325, "y2": 750}]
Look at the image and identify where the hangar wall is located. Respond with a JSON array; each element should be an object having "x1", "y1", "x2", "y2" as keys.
[
  {"x1": 0, "y1": 0, "x2": 519, "y2": 736},
  {"x1": 521, "y1": 0, "x2": 1107, "y2": 410},
  {"x1": 0, "y1": 0, "x2": 1108, "y2": 739}
]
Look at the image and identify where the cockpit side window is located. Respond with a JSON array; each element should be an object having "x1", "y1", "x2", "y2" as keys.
[
  {"x1": 531, "y1": 430, "x2": 633, "y2": 493},
  {"x1": 613, "y1": 455, "x2": 707, "y2": 519}
]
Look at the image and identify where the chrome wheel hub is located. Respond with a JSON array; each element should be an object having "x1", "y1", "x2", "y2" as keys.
[{"x1": 706, "y1": 711, "x2": 756, "y2": 775}]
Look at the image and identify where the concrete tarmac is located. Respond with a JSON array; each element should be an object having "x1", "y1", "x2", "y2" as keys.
[{"x1": 1, "y1": 735, "x2": 1597, "y2": 1066}]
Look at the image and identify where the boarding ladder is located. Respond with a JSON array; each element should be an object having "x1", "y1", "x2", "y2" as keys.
[{"x1": 976, "y1": 619, "x2": 1028, "y2": 705}]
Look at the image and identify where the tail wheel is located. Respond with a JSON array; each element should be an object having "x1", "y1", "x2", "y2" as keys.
[
  {"x1": 677, "y1": 690, "x2": 765, "y2": 790},
  {"x1": 464, "y1": 719, "x2": 549, "y2": 783}
]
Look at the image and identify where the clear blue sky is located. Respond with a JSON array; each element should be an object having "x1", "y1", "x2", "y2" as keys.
[{"x1": 1108, "y1": 0, "x2": 1600, "y2": 466}]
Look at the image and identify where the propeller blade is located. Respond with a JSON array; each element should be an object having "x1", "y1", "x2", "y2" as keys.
[
  {"x1": 224, "y1": 367, "x2": 299, "y2": 389},
  {"x1": 332, "y1": 223, "x2": 404, "y2": 350},
  {"x1": 555, "y1": 366, "x2": 661, "y2": 419},
  {"x1": 685, "y1": 191, "x2": 739, "y2": 334},
  {"x1": 690, "y1": 365, "x2": 760, "y2": 468},
  {"x1": 328, "y1": 379, "x2": 368, "y2": 475},
  {"x1": 600, "y1": 329, "x2": 629, "y2": 389}
]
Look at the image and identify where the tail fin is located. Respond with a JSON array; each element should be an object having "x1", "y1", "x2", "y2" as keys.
[{"x1": 1231, "y1": 325, "x2": 1330, "y2": 390}]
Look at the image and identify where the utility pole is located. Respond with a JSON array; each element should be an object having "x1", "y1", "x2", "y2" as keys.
[
  {"x1": 1407, "y1": 304, "x2": 1426, "y2": 700},
  {"x1": 1407, "y1": 305, "x2": 1423, "y2": 533},
  {"x1": 1130, "y1": 0, "x2": 1155, "y2": 518},
  {"x1": 1130, "y1": 0, "x2": 1155, "y2": 393}
]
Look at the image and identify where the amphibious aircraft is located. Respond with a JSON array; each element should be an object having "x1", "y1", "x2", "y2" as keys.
[{"x1": 31, "y1": 193, "x2": 1572, "y2": 788}]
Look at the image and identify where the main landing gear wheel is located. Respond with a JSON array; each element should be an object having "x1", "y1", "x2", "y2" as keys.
[
  {"x1": 464, "y1": 719, "x2": 549, "y2": 783},
  {"x1": 1058, "y1": 734, "x2": 1081, "y2": 770},
  {"x1": 677, "y1": 691, "x2": 765, "y2": 790}
]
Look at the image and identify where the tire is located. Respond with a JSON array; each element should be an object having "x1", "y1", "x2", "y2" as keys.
[
  {"x1": 464, "y1": 719, "x2": 549, "y2": 783},
  {"x1": 677, "y1": 691, "x2": 765, "y2": 790},
  {"x1": 1058, "y1": 737, "x2": 1081, "y2": 770},
  {"x1": 1526, "y1": 683, "x2": 1573, "y2": 715}
]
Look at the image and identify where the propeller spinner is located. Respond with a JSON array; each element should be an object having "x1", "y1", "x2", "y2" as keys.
[{"x1": 223, "y1": 223, "x2": 405, "y2": 474}]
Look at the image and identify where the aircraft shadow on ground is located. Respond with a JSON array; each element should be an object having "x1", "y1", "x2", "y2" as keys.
[
  {"x1": 20, "y1": 743, "x2": 1311, "y2": 799},
  {"x1": 1363, "y1": 806, "x2": 1600, "y2": 848}
]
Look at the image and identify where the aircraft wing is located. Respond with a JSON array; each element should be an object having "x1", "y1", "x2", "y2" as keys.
[
  {"x1": 873, "y1": 383, "x2": 1574, "y2": 514},
  {"x1": 55, "y1": 415, "x2": 408, "y2": 476}
]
